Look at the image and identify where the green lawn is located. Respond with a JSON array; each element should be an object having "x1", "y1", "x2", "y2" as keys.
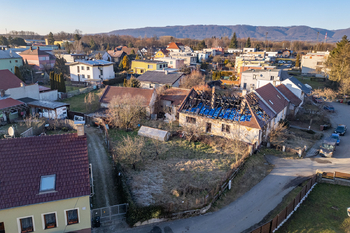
[
  {"x1": 277, "y1": 183, "x2": 350, "y2": 233},
  {"x1": 60, "y1": 90, "x2": 99, "y2": 113},
  {"x1": 295, "y1": 76, "x2": 326, "y2": 90}
]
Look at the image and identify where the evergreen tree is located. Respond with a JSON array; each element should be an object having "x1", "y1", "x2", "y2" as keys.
[
  {"x1": 135, "y1": 54, "x2": 140, "y2": 60},
  {"x1": 295, "y1": 53, "x2": 301, "y2": 67},
  {"x1": 229, "y1": 32, "x2": 238, "y2": 49},
  {"x1": 245, "y1": 37, "x2": 251, "y2": 48},
  {"x1": 255, "y1": 43, "x2": 261, "y2": 51},
  {"x1": 59, "y1": 73, "x2": 66, "y2": 93},
  {"x1": 128, "y1": 42, "x2": 134, "y2": 48},
  {"x1": 14, "y1": 66, "x2": 24, "y2": 82},
  {"x1": 122, "y1": 55, "x2": 130, "y2": 70},
  {"x1": 47, "y1": 32, "x2": 55, "y2": 45},
  {"x1": 119, "y1": 60, "x2": 124, "y2": 70},
  {"x1": 74, "y1": 33, "x2": 81, "y2": 41},
  {"x1": 90, "y1": 38, "x2": 96, "y2": 50},
  {"x1": 106, "y1": 43, "x2": 110, "y2": 51},
  {"x1": 197, "y1": 40, "x2": 207, "y2": 50},
  {"x1": 49, "y1": 71, "x2": 55, "y2": 90},
  {"x1": 131, "y1": 49, "x2": 135, "y2": 55},
  {"x1": 0, "y1": 36, "x2": 9, "y2": 46}
]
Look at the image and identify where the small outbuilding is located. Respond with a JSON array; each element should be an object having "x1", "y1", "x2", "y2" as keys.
[{"x1": 138, "y1": 126, "x2": 170, "y2": 141}]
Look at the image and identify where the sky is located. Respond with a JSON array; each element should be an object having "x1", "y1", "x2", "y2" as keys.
[{"x1": 1, "y1": 0, "x2": 349, "y2": 35}]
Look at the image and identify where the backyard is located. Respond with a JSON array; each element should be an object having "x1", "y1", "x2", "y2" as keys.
[
  {"x1": 60, "y1": 89, "x2": 101, "y2": 113},
  {"x1": 277, "y1": 183, "x2": 350, "y2": 233},
  {"x1": 109, "y1": 120, "x2": 250, "y2": 213}
]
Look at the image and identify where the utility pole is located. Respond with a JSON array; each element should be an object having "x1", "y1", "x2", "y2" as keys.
[
  {"x1": 317, "y1": 31, "x2": 319, "y2": 43},
  {"x1": 265, "y1": 32, "x2": 268, "y2": 51}
]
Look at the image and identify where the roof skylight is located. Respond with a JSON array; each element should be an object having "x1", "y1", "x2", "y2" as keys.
[{"x1": 40, "y1": 174, "x2": 56, "y2": 192}]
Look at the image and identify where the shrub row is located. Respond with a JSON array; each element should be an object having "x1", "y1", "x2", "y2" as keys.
[{"x1": 103, "y1": 74, "x2": 126, "y2": 86}]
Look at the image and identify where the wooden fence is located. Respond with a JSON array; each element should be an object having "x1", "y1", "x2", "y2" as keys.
[{"x1": 250, "y1": 175, "x2": 317, "y2": 233}]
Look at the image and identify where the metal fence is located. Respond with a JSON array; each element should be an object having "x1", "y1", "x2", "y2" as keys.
[
  {"x1": 250, "y1": 175, "x2": 317, "y2": 233},
  {"x1": 91, "y1": 204, "x2": 128, "y2": 221}
]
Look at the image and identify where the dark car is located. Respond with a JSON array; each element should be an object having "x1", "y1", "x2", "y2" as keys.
[
  {"x1": 334, "y1": 124, "x2": 347, "y2": 136},
  {"x1": 324, "y1": 105, "x2": 335, "y2": 112},
  {"x1": 312, "y1": 95, "x2": 323, "y2": 103}
]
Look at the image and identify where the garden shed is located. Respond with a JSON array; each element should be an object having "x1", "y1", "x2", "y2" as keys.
[{"x1": 138, "y1": 126, "x2": 170, "y2": 141}]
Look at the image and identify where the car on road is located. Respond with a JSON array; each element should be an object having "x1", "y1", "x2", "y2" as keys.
[
  {"x1": 312, "y1": 95, "x2": 324, "y2": 103},
  {"x1": 319, "y1": 137, "x2": 337, "y2": 157},
  {"x1": 334, "y1": 124, "x2": 347, "y2": 136},
  {"x1": 324, "y1": 105, "x2": 335, "y2": 112},
  {"x1": 331, "y1": 133, "x2": 340, "y2": 145}
]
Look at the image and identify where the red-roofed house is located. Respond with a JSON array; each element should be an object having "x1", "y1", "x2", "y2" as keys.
[
  {"x1": 100, "y1": 86, "x2": 157, "y2": 116},
  {"x1": 0, "y1": 132, "x2": 91, "y2": 233},
  {"x1": 19, "y1": 47, "x2": 56, "y2": 70},
  {"x1": 276, "y1": 84, "x2": 302, "y2": 116},
  {"x1": 166, "y1": 42, "x2": 185, "y2": 53}
]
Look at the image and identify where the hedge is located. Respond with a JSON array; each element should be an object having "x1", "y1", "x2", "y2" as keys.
[{"x1": 103, "y1": 73, "x2": 126, "y2": 86}]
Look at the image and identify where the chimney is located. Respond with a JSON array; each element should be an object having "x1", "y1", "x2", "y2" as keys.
[
  {"x1": 211, "y1": 86, "x2": 215, "y2": 109},
  {"x1": 164, "y1": 70, "x2": 168, "y2": 75},
  {"x1": 242, "y1": 89, "x2": 247, "y2": 96},
  {"x1": 74, "y1": 121, "x2": 85, "y2": 136},
  {"x1": 0, "y1": 89, "x2": 4, "y2": 97},
  {"x1": 30, "y1": 46, "x2": 33, "y2": 51}
]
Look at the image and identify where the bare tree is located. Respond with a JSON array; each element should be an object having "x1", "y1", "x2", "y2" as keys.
[
  {"x1": 312, "y1": 88, "x2": 337, "y2": 101},
  {"x1": 84, "y1": 92, "x2": 99, "y2": 113},
  {"x1": 180, "y1": 70, "x2": 205, "y2": 89},
  {"x1": 338, "y1": 79, "x2": 350, "y2": 101},
  {"x1": 106, "y1": 94, "x2": 147, "y2": 129},
  {"x1": 181, "y1": 119, "x2": 205, "y2": 142},
  {"x1": 113, "y1": 135, "x2": 145, "y2": 170}
]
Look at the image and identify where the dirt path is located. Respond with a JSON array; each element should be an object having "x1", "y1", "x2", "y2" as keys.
[{"x1": 86, "y1": 126, "x2": 119, "y2": 208}]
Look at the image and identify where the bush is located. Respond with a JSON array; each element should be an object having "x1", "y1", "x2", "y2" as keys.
[{"x1": 103, "y1": 73, "x2": 126, "y2": 86}]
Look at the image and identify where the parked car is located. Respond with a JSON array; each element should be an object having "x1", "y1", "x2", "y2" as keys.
[
  {"x1": 319, "y1": 137, "x2": 337, "y2": 157},
  {"x1": 334, "y1": 124, "x2": 347, "y2": 136},
  {"x1": 324, "y1": 105, "x2": 335, "y2": 112},
  {"x1": 331, "y1": 133, "x2": 340, "y2": 145},
  {"x1": 312, "y1": 95, "x2": 324, "y2": 103}
]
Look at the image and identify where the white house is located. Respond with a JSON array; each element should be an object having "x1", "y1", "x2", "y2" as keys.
[
  {"x1": 241, "y1": 69, "x2": 282, "y2": 91},
  {"x1": 68, "y1": 60, "x2": 115, "y2": 84},
  {"x1": 227, "y1": 48, "x2": 243, "y2": 53},
  {"x1": 243, "y1": 48, "x2": 256, "y2": 53},
  {"x1": 193, "y1": 51, "x2": 209, "y2": 62},
  {"x1": 282, "y1": 77, "x2": 311, "y2": 104},
  {"x1": 154, "y1": 57, "x2": 185, "y2": 69},
  {"x1": 301, "y1": 51, "x2": 329, "y2": 77}
]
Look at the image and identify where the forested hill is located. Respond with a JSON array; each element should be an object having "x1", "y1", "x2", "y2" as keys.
[{"x1": 108, "y1": 25, "x2": 350, "y2": 42}]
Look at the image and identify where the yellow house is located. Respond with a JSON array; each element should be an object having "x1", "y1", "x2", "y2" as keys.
[
  {"x1": 154, "y1": 49, "x2": 169, "y2": 58},
  {"x1": 45, "y1": 39, "x2": 73, "y2": 47},
  {"x1": 0, "y1": 131, "x2": 92, "y2": 233},
  {"x1": 131, "y1": 60, "x2": 168, "y2": 74}
]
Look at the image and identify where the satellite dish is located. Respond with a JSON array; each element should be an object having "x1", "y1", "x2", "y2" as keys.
[{"x1": 8, "y1": 126, "x2": 15, "y2": 137}]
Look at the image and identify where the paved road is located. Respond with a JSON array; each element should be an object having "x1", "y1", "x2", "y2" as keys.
[{"x1": 99, "y1": 101, "x2": 350, "y2": 233}]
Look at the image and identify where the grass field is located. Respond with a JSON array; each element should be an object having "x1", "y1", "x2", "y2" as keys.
[
  {"x1": 109, "y1": 123, "x2": 250, "y2": 212},
  {"x1": 60, "y1": 90, "x2": 100, "y2": 113},
  {"x1": 277, "y1": 183, "x2": 350, "y2": 233},
  {"x1": 295, "y1": 76, "x2": 326, "y2": 90}
]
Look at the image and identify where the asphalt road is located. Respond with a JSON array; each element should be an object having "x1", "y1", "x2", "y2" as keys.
[{"x1": 106, "y1": 101, "x2": 350, "y2": 233}]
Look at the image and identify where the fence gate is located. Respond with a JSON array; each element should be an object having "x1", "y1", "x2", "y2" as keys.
[{"x1": 91, "y1": 204, "x2": 128, "y2": 221}]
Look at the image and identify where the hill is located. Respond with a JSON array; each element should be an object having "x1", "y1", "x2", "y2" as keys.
[{"x1": 108, "y1": 25, "x2": 350, "y2": 42}]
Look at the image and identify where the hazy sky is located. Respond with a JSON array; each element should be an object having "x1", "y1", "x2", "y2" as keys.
[{"x1": 1, "y1": 0, "x2": 349, "y2": 35}]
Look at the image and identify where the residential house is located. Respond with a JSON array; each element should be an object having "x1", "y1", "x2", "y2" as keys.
[
  {"x1": 160, "y1": 87, "x2": 190, "y2": 119},
  {"x1": 56, "y1": 53, "x2": 88, "y2": 62},
  {"x1": 115, "y1": 46, "x2": 139, "y2": 55},
  {"x1": 137, "y1": 71, "x2": 184, "y2": 89},
  {"x1": 243, "y1": 48, "x2": 256, "y2": 53},
  {"x1": 254, "y1": 83, "x2": 289, "y2": 130},
  {"x1": 0, "y1": 132, "x2": 91, "y2": 233},
  {"x1": 45, "y1": 39, "x2": 74, "y2": 48},
  {"x1": 178, "y1": 87, "x2": 278, "y2": 148},
  {"x1": 131, "y1": 60, "x2": 168, "y2": 75},
  {"x1": 282, "y1": 77, "x2": 311, "y2": 104},
  {"x1": 240, "y1": 69, "x2": 282, "y2": 91},
  {"x1": 0, "y1": 50, "x2": 23, "y2": 73},
  {"x1": 99, "y1": 86, "x2": 157, "y2": 116},
  {"x1": 68, "y1": 60, "x2": 115, "y2": 84},
  {"x1": 19, "y1": 47, "x2": 56, "y2": 70},
  {"x1": 154, "y1": 49, "x2": 169, "y2": 58},
  {"x1": 227, "y1": 48, "x2": 243, "y2": 53},
  {"x1": 235, "y1": 56, "x2": 272, "y2": 77},
  {"x1": 166, "y1": 42, "x2": 185, "y2": 53},
  {"x1": 301, "y1": 51, "x2": 329, "y2": 77},
  {"x1": 154, "y1": 57, "x2": 185, "y2": 69},
  {"x1": 193, "y1": 51, "x2": 209, "y2": 62},
  {"x1": 0, "y1": 98, "x2": 27, "y2": 124},
  {"x1": 169, "y1": 53, "x2": 197, "y2": 66},
  {"x1": 276, "y1": 84, "x2": 302, "y2": 116},
  {"x1": 103, "y1": 50, "x2": 126, "y2": 64}
]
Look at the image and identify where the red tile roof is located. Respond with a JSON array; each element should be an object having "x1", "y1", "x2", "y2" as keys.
[
  {"x1": 167, "y1": 42, "x2": 184, "y2": 49},
  {"x1": 276, "y1": 84, "x2": 302, "y2": 107},
  {"x1": 0, "y1": 69, "x2": 25, "y2": 90},
  {"x1": 160, "y1": 88, "x2": 190, "y2": 106},
  {"x1": 0, "y1": 98, "x2": 25, "y2": 110},
  {"x1": 100, "y1": 86, "x2": 155, "y2": 106},
  {"x1": 0, "y1": 133, "x2": 90, "y2": 210},
  {"x1": 255, "y1": 83, "x2": 289, "y2": 114},
  {"x1": 19, "y1": 47, "x2": 50, "y2": 56},
  {"x1": 107, "y1": 50, "x2": 126, "y2": 58}
]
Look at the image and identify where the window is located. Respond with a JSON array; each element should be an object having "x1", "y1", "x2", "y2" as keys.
[
  {"x1": 140, "y1": 69, "x2": 144, "y2": 74},
  {"x1": 0, "y1": 222, "x2": 5, "y2": 233},
  {"x1": 100, "y1": 70, "x2": 103, "y2": 75},
  {"x1": 15, "y1": 60, "x2": 18, "y2": 63},
  {"x1": 66, "y1": 209, "x2": 79, "y2": 225},
  {"x1": 270, "y1": 76, "x2": 274, "y2": 80},
  {"x1": 19, "y1": 217, "x2": 34, "y2": 233},
  {"x1": 186, "y1": 116, "x2": 196, "y2": 124},
  {"x1": 222, "y1": 124, "x2": 230, "y2": 133},
  {"x1": 317, "y1": 61, "x2": 323, "y2": 65},
  {"x1": 78, "y1": 74, "x2": 80, "y2": 81},
  {"x1": 77, "y1": 66, "x2": 80, "y2": 73},
  {"x1": 87, "y1": 75, "x2": 90, "y2": 79},
  {"x1": 148, "y1": 65, "x2": 153, "y2": 69},
  {"x1": 43, "y1": 213, "x2": 56, "y2": 229},
  {"x1": 9, "y1": 60, "x2": 11, "y2": 63},
  {"x1": 170, "y1": 61, "x2": 173, "y2": 64},
  {"x1": 81, "y1": 66, "x2": 84, "y2": 70},
  {"x1": 206, "y1": 123, "x2": 212, "y2": 133},
  {"x1": 40, "y1": 174, "x2": 56, "y2": 192},
  {"x1": 87, "y1": 67, "x2": 90, "y2": 70},
  {"x1": 243, "y1": 83, "x2": 247, "y2": 89},
  {"x1": 82, "y1": 74, "x2": 85, "y2": 79},
  {"x1": 253, "y1": 75, "x2": 256, "y2": 80}
]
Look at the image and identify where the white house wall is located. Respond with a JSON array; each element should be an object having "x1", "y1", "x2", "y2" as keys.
[
  {"x1": 5, "y1": 84, "x2": 40, "y2": 100},
  {"x1": 282, "y1": 80, "x2": 305, "y2": 104},
  {"x1": 40, "y1": 90, "x2": 58, "y2": 101},
  {"x1": 70, "y1": 64, "x2": 114, "y2": 82}
]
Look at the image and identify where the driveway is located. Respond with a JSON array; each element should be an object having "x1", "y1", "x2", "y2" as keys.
[{"x1": 86, "y1": 126, "x2": 120, "y2": 208}]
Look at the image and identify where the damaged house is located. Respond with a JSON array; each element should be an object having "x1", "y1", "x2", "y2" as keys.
[{"x1": 178, "y1": 84, "x2": 288, "y2": 147}]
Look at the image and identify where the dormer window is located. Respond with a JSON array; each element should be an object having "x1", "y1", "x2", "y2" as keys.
[{"x1": 40, "y1": 174, "x2": 56, "y2": 192}]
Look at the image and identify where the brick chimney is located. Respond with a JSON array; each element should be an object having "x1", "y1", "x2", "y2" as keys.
[
  {"x1": 211, "y1": 86, "x2": 215, "y2": 109},
  {"x1": 74, "y1": 121, "x2": 85, "y2": 136}
]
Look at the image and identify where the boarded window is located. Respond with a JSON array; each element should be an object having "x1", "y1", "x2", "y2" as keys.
[{"x1": 186, "y1": 116, "x2": 196, "y2": 124}]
